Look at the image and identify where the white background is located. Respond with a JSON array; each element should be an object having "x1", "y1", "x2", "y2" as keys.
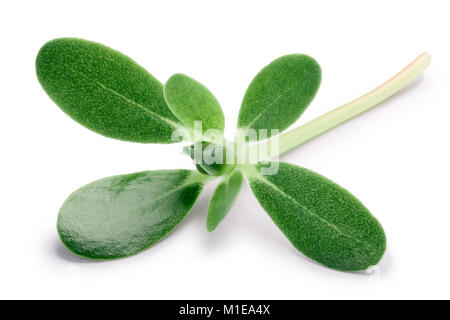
[{"x1": 1, "y1": 0, "x2": 449, "y2": 299}]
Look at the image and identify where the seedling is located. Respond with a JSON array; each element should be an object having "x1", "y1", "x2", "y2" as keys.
[{"x1": 36, "y1": 38, "x2": 430, "y2": 271}]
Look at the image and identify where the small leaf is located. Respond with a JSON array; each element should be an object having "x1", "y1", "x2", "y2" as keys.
[
  {"x1": 238, "y1": 54, "x2": 321, "y2": 140},
  {"x1": 164, "y1": 74, "x2": 225, "y2": 135},
  {"x1": 244, "y1": 162, "x2": 386, "y2": 271},
  {"x1": 207, "y1": 170, "x2": 243, "y2": 231},
  {"x1": 57, "y1": 170, "x2": 210, "y2": 259},
  {"x1": 183, "y1": 141, "x2": 236, "y2": 176},
  {"x1": 36, "y1": 38, "x2": 184, "y2": 143}
]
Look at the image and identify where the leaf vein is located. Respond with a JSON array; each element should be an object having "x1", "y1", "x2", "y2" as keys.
[
  {"x1": 61, "y1": 63, "x2": 183, "y2": 130},
  {"x1": 242, "y1": 86, "x2": 295, "y2": 130},
  {"x1": 253, "y1": 173, "x2": 376, "y2": 252}
]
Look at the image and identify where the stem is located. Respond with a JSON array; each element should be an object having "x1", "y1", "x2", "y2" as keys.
[{"x1": 251, "y1": 52, "x2": 431, "y2": 160}]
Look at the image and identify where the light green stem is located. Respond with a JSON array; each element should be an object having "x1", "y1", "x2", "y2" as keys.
[{"x1": 249, "y1": 52, "x2": 431, "y2": 160}]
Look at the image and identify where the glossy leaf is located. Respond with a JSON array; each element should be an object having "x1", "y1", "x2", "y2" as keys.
[
  {"x1": 244, "y1": 162, "x2": 386, "y2": 271},
  {"x1": 183, "y1": 141, "x2": 236, "y2": 176},
  {"x1": 164, "y1": 73, "x2": 225, "y2": 135},
  {"x1": 57, "y1": 170, "x2": 210, "y2": 259},
  {"x1": 238, "y1": 54, "x2": 321, "y2": 140},
  {"x1": 36, "y1": 38, "x2": 184, "y2": 143},
  {"x1": 207, "y1": 170, "x2": 243, "y2": 231}
]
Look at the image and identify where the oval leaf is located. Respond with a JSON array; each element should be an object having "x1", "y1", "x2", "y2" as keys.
[
  {"x1": 244, "y1": 162, "x2": 386, "y2": 271},
  {"x1": 207, "y1": 170, "x2": 243, "y2": 231},
  {"x1": 164, "y1": 74, "x2": 225, "y2": 135},
  {"x1": 57, "y1": 170, "x2": 210, "y2": 259},
  {"x1": 238, "y1": 54, "x2": 321, "y2": 140},
  {"x1": 36, "y1": 38, "x2": 184, "y2": 143}
]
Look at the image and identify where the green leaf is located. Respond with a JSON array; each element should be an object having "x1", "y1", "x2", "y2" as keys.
[
  {"x1": 237, "y1": 54, "x2": 321, "y2": 140},
  {"x1": 207, "y1": 170, "x2": 243, "y2": 232},
  {"x1": 164, "y1": 74, "x2": 225, "y2": 135},
  {"x1": 57, "y1": 170, "x2": 211, "y2": 259},
  {"x1": 243, "y1": 162, "x2": 386, "y2": 271},
  {"x1": 183, "y1": 141, "x2": 236, "y2": 176},
  {"x1": 36, "y1": 38, "x2": 184, "y2": 143}
]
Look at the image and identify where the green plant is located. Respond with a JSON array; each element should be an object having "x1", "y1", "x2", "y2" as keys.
[{"x1": 36, "y1": 38, "x2": 430, "y2": 271}]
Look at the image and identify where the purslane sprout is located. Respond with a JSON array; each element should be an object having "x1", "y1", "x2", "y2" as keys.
[{"x1": 36, "y1": 38, "x2": 430, "y2": 271}]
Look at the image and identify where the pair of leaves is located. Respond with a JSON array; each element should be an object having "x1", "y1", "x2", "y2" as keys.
[
  {"x1": 36, "y1": 38, "x2": 225, "y2": 143},
  {"x1": 56, "y1": 161, "x2": 384, "y2": 270},
  {"x1": 36, "y1": 38, "x2": 319, "y2": 143},
  {"x1": 37, "y1": 38, "x2": 386, "y2": 271}
]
